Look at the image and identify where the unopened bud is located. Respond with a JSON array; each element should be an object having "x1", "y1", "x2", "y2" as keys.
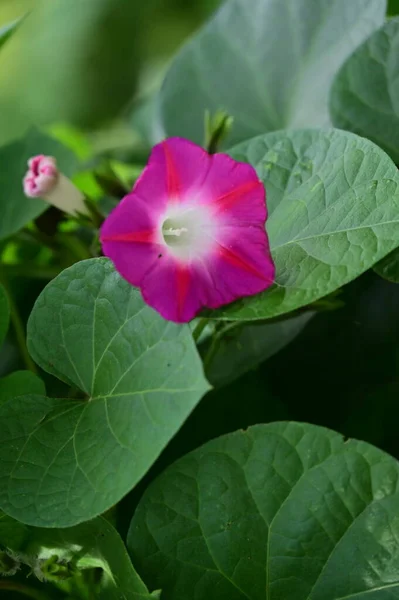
[
  {"x1": 34, "y1": 555, "x2": 77, "y2": 582},
  {"x1": 23, "y1": 155, "x2": 88, "y2": 216}
]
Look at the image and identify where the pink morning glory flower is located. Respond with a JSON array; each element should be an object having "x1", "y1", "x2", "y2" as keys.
[{"x1": 100, "y1": 137, "x2": 275, "y2": 323}]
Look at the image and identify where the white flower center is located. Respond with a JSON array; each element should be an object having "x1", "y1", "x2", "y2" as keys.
[{"x1": 161, "y1": 205, "x2": 216, "y2": 261}]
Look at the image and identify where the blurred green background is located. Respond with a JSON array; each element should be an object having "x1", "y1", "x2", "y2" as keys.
[{"x1": 0, "y1": 0, "x2": 221, "y2": 146}]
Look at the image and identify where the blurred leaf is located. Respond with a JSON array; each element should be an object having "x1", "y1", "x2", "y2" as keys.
[
  {"x1": 0, "y1": 283, "x2": 9, "y2": 347},
  {"x1": 0, "y1": 128, "x2": 79, "y2": 241},
  {"x1": 0, "y1": 258, "x2": 209, "y2": 527},
  {"x1": 0, "y1": 0, "x2": 156, "y2": 131},
  {"x1": 0, "y1": 512, "x2": 155, "y2": 599},
  {"x1": 214, "y1": 129, "x2": 399, "y2": 320},
  {"x1": 129, "y1": 422, "x2": 399, "y2": 600},
  {"x1": 158, "y1": 0, "x2": 386, "y2": 146},
  {"x1": 110, "y1": 160, "x2": 143, "y2": 190},
  {"x1": 0, "y1": 1, "x2": 33, "y2": 26},
  {"x1": 47, "y1": 123, "x2": 93, "y2": 160},
  {"x1": 205, "y1": 312, "x2": 313, "y2": 387},
  {"x1": 0, "y1": 17, "x2": 21, "y2": 50},
  {"x1": 331, "y1": 17, "x2": 399, "y2": 164},
  {"x1": 0, "y1": 370, "x2": 45, "y2": 406}
]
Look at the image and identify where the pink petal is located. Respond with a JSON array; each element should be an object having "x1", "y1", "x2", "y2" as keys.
[
  {"x1": 101, "y1": 193, "x2": 159, "y2": 241},
  {"x1": 204, "y1": 152, "x2": 267, "y2": 225},
  {"x1": 141, "y1": 258, "x2": 193, "y2": 323},
  {"x1": 28, "y1": 155, "x2": 44, "y2": 175},
  {"x1": 100, "y1": 193, "x2": 163, "y2": 286},
  {"x1": 102, "y1": 240, "x2": 164, "y2": 288},
  {"x1": 132, "y1": 138, "x2": 211, "y2": 209}
]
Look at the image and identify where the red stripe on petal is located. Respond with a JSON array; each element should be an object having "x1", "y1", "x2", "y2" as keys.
[
  {"x1": 163, "y1": 141, "x2": 180, "y2": 201},
  {"x1": 213, "y1": 181, "x2": 262, "y2": 213},
  {"x1": 100, "y1": 229, "x2": 157, "y2": 244},
  {"x1": 216, "y1": 243, "x2": 272, "y2": 283},
  {"x1": 176, "y1": 265, "x2": 190, "y2": 321}
]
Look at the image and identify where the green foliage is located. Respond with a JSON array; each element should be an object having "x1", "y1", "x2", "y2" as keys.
[
  {"x1": 129, "y1": 422, "x2": 399, "y2": 600},
  {"x1": 213, "y1": 129, "x2": 399, "y2": 320},
  {"x1": 0, "y1": 511, "x2": 156, "y2": 598},
  {"x1": 0, "y1": 258, "x2": 209, "y2": 527},
  {"x1": 0, "y1": 283, "x2": 9, "y2": 347},
  {"x1": 0, "y1": 370, "x2": 45, "y2": 406},
  {"x1": 158, "y1": 0, "x2": 386, "y2": 146},
  {"x1": 331, "y1": 17, "x2": 399, "y2": 164},
  {"x1": 0, "y1": 129, "x2": 79, "y2": 241},
  {"x1": 0, "y1": 1, "x2": 399, "y2": 598}
]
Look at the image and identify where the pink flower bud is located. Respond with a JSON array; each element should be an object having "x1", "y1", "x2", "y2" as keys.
[
  {"x1": 23, "y1": 155, "x2": 58, "y2": 198},
  {"x1": 23, "y1": 154, "x2": 87, "y2": 216}
]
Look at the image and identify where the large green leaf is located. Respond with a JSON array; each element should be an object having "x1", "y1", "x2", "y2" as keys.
[
  {"x1": 0, "y1": 512, "x2": 156, "y2": 599},
  {"x1": 129, "y1": 422, "x2": 399, "y2": 600},
  {"x1": 330, "y1": 17, "x2": 399, "y2": 164},
  {"x1": 205, "y1": 312, "x2": 313, "y2": 387},
  {"x1": 158, "y1": 0, "x2": 386, "y2": 146},
  {"x1": 0, "y1": 258, "x2": 209, "y2": 527},
  {"x1": 0, "y1": 283, "x2": 9, "y2": 347},
  {"x1": 0, "y1": 370, "x2": 45, "y2": 406},
  {"x1": 0, "y1": 128, "x2": 79, "y2": 241},
  {"x1": 213, "y1": 129, "x2": 399, "y2": 320}
]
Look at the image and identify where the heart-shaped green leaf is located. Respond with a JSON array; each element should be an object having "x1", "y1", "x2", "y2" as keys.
[
  {"x1": 0, "y1": 128, "x2": 79, "y2": 241},
  {"x1": 205, "y1": 312, "x2": 313, "y2": 387},
  {"x1": 158, "y1": 0, "x2": 386, "y2": 146},
  {"x1": 0, "y1": 258, "x2": 209, "y2": 527},
  {"x1": 0, "y1": 512, "x2": 156, "y2": 599},
  {"x1": 0, "y1": 283, "x2": 9, "y2": 347},
  {"x1": 0, "y1": 371, "x2": 45, "y2": 407},
  {"x1": 214, "y1": 129, "x2": 399, "y2": 320},
  {"x1": 128, "y1": 422, "x2": 399, "y2": 600},
  {"x1": 330, "y1": 17, "x2": 399, "y2": 164}
]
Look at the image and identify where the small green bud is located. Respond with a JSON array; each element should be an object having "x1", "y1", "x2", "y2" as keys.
[{"x1": 35, "y1": 555, "x2": 77, "y2": 582}]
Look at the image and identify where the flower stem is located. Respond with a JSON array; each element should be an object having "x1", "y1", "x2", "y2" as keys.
[
  {"x1": 0, "y1": 580, "x2": 51, "y2": 600},
  {"x1": 192, "y1": 318, "x2": 209, "y2": 343},
  {"x1": 0, "y1": 272, "x2": 38, "y2": 375}
]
